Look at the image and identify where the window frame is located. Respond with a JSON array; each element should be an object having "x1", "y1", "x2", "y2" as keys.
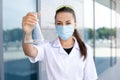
[{"x1": 0, "y1": 0, "x2": 4, "y2": 80}]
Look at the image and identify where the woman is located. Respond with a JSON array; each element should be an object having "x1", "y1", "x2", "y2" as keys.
[{"x1": 22, "y1": 6, "x2": 98, "y2": 80}]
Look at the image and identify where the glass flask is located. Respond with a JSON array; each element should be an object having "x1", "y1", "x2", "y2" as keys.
[{"x1": 24, "y1": 13, "x2": 44, "y2": 44}]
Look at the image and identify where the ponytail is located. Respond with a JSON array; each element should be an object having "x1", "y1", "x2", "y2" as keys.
[{"x1": 73, "y1": 29, "x2": 87, "y2": 60}]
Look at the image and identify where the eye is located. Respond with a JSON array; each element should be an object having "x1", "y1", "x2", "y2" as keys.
[
  {"x1": 66, "y1": 22, "x2": 71, "y2": 25},
  {"x1": 56, "y1": 23, "x2": 62, "y2": 25}
]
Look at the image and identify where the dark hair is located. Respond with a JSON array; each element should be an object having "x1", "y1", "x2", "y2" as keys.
[{"x1": 55, "y1": 6, "x2": 87, "y2": 60}]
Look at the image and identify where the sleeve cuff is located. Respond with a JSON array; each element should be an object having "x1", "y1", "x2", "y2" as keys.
[{"x1": 28, "y1": 45, "x2": 40, "y2": 63}]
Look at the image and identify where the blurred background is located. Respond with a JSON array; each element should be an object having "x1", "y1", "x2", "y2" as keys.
[{"x1": 0, "y1": 0, "x2": 120, "y2": 80}]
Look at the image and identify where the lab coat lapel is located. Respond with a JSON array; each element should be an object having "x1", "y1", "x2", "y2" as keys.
[{"x1": 51, "y1": 38, "x2": 67, "y2": 55}]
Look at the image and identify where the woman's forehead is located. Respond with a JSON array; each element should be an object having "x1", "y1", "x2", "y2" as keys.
[{"x1": 56, "y1": 12, "x2": 74, "y2": 21}]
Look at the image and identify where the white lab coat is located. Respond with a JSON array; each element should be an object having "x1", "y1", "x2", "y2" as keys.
[{"x1": 29, "y1": 37, "x2": 98, "y2": 80}]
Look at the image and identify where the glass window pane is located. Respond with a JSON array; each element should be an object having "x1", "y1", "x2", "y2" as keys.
[
  {"x1": 3, "y1": 0, "x2": 38, "y2": 80},
  {"x1": 116, "y1": 1, "x2": 120, "y2": 59},
  {"x1": 95, "y1": 0, "x2": 111, "y2": 75},
  {"x1": 84, "y1": 0, "x2": 94, "y2": 55}
]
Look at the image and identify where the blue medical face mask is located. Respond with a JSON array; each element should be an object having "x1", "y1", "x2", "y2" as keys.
[{"x1": 55, "y1": 25, "x2": 74, "y2": 40}]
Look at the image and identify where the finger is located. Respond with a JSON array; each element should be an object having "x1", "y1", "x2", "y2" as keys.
[
  {"x1": 22, "y1": 16, "x2": 27, "y2": 27},
  {"x1": 22, "y1": 16, "x2": 37, "y2": 28},
  {"x1": 26, "y1": 12, "x2": 34, "y2": 16},
  {"x1": 27, "y1": 16, "x2": 38, "y2": 21},
  {"x1": 26, "y1": 22, "x2": 36, "y2": 27},
  {"x1": 22, "y1": 15, "x2": 37, "y2": 23},
  {"x1": 27, "y1": 18, "x2": 37, "y2": 24},
  {"x1": 27, "y1": 12, "x2": 37, "y2": 18}
]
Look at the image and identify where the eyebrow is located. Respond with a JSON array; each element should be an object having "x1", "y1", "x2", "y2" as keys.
[{"x1": 56, "y1": 20, "x2": 71, "y2": 22}]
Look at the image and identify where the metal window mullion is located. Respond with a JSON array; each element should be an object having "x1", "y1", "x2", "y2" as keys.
[
  {"x1": 0, "y1": 0, "x2": 4, "y2": 80},
  {"x1": 93, "y1": 0, "x2": 96, "y2": 60},
  {"x1": 36, "y1": 0, "x2": 42, "y2": 80}
]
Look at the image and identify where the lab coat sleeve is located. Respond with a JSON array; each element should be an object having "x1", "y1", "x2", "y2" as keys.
[
  {"x1": 28, "y1": 44, "x2": 45, "y2": 63},
  {"x1": 83, "y1": 45, "x2": 98, "y2": 80}
]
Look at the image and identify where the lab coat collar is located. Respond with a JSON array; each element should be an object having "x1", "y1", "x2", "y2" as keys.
[{"x1": 51, "y1": 36, "x2": 80, "y2": 50}]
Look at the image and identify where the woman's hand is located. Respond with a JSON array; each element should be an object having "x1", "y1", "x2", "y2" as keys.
[{"x1": 22, "y1": 12, "x2": 39, "y2": 33}]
